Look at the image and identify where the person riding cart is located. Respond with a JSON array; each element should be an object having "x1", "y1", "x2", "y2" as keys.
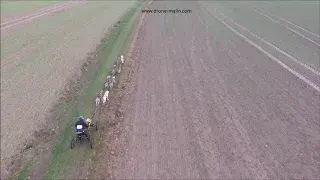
[
  {"x1": 71, "y1": 116, "x2": 95, "y2": 149},
  {"x1": 75, "y1": 116, "x2": 91, "y2": 139}
]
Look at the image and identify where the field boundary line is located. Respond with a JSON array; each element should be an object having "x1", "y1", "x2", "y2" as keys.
[
  {"x1": 1, "y1": 1, "x2": 83, "y2": 30},
  {"x1": 247, "y1": 3, "x2": 320, "y2": 38},
  {"x1": 213, "y1": 3, "x2": 320, "y2": 76},
  {"x1": 200, "y1": 4, "x2": 320, "y2": 93},
  {"x1": 0, "y1": 1, "x2": 73, "y2": 26},
  {"x1": 241, "y1": 2, "x2": 320, "y2": 47}
]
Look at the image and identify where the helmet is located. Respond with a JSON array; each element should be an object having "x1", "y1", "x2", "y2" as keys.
[
  {"x1": 79, "y1": 116, "x2": 84, "y2": 121},
  {"x1": 86, "y1": 118, "x2": 92, "y2": 124}
]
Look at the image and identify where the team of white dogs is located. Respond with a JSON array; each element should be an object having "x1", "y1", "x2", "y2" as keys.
[{"x1": 95, "y1": 55, "x2": 124, "y2": 107}]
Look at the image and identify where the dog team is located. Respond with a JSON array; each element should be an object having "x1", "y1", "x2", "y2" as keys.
[{"x1": 95, "y1": 55, "x2": 124, "y2": 107}]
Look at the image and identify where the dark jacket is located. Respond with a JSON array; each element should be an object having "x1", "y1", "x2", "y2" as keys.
[{"x1": 75, "y1": 120, "x2": 88, "y2": 132}]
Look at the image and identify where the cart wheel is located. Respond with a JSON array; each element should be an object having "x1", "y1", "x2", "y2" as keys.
[
  {"x1": 70, "y1": 138, "x2": 76, "y2": 149},
  {"x1": 78, "y1": 136, "x2": 83, "y2": 144},
  {"x1": 90, "y1": 140, "x2": 93, "y2": 149},
  {"x1": 88, "y1": 137, "x2": 93, "y2": 149},
  {"x1": 95, "y1": 121, "x2": 98, "y2": 131}
]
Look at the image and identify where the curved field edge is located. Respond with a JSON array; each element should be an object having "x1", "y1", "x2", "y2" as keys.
[{"x1": 11, "y1": 1, "x2": 146, "y2": 180}]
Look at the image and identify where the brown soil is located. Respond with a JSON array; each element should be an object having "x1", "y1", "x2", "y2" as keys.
[{"x1": 90, "y1": 1, "x2": 319, "y2": 179}]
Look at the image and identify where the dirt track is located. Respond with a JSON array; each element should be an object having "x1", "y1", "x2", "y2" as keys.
[{"x1": 98, "y1": 1, "x2": 319, "y2": 179}]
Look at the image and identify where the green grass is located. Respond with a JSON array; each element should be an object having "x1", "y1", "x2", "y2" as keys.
[{"x1": 17, "y1": 162, "x2": 32, "y2": 180}]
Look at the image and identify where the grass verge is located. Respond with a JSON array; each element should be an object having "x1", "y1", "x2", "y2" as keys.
[
  {"x1": 17, "y1": 162, "x2": 32, "y2": 180},
  {"x1": 14, "y1": 1, "x2": 145, "y2": 179}
]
